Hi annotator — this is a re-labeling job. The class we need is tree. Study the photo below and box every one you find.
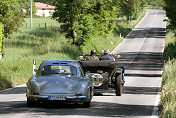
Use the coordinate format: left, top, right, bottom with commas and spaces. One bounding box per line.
0, 0, 24, 38
119, 0, 143, 19
53, 0, 96, 45
92, 0, 120, 35
53, 0, 120, 45
19, 0, 37, 16
163, 0, 176, 33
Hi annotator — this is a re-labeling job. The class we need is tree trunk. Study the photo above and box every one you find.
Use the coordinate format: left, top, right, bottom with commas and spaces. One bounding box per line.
72, 30, 77, 45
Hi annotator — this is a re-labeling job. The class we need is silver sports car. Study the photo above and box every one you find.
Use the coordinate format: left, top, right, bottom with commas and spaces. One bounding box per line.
26, 59, 94, 107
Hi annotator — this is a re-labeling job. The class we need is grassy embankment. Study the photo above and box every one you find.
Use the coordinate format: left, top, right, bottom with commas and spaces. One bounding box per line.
159, 31, 176, 118
0, 10, 146, 90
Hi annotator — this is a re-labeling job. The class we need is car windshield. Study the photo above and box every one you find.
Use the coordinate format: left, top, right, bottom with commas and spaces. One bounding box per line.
41, 65, 77, 76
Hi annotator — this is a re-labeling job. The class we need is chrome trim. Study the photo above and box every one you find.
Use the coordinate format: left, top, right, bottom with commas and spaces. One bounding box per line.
27, 95, 87, 99
66, 96, 87, 99
27, 95, 48, 99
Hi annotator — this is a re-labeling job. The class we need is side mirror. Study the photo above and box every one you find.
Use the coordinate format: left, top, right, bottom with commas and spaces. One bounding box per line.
34, 68, 38, 73
78, 56, 84, 60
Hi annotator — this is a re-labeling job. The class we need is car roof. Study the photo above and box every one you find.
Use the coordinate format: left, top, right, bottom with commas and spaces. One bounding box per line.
41, 59, 79, 67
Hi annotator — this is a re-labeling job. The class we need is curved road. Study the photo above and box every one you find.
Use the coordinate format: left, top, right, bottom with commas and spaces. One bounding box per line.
0, 9, 166, 118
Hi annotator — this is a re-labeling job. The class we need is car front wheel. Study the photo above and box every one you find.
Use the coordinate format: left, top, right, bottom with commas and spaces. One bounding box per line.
27, 98, 34, 107
83, 101, 90, 108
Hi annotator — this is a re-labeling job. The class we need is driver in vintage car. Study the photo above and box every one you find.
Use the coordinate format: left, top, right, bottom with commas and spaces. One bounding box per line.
85, 49, 99, 60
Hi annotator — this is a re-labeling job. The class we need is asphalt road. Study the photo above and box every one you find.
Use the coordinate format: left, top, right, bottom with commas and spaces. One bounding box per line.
0, 9, 166, 118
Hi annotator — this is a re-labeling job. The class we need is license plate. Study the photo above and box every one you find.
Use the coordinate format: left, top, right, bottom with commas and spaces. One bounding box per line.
48, 96, 66, 100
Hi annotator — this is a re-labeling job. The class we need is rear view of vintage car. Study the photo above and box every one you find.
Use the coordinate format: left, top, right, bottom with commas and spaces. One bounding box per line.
79, 59, 125, 96
26, 59, 93, 107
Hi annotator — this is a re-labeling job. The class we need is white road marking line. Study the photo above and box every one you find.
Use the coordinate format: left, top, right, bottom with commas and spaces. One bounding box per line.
0, 84, 26, 93
151, 72, 162, 118
111, 10, 149, 54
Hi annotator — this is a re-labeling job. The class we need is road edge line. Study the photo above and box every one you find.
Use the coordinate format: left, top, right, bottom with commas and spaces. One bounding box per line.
111, 10, 148, 54
151, 10, 166, 118
0, 84, 26, 93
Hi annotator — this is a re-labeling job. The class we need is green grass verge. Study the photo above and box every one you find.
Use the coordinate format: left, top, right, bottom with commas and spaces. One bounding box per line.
0, 10, 146, 90
159, 31, 176, 118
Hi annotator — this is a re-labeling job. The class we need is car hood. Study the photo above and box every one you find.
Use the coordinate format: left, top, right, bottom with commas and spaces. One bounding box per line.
37, 75, 82, 94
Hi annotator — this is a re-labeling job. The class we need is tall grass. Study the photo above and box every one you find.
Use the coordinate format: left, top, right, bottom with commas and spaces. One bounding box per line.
160, 31, 176, 118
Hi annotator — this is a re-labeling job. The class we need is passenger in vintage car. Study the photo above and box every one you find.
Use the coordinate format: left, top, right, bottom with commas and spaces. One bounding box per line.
99, 49, 115, 61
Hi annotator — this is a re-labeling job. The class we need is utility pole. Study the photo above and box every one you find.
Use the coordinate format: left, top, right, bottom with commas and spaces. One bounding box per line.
30, 0, 33, 28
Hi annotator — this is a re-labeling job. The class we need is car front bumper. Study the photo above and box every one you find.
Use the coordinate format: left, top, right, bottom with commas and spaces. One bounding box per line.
27, 95, 89, 103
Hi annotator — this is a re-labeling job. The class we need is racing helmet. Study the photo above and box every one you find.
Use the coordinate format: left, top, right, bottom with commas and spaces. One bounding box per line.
90, 49, 96, 55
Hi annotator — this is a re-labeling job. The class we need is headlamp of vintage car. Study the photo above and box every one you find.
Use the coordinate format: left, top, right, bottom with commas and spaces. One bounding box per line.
27, 77, 40, 95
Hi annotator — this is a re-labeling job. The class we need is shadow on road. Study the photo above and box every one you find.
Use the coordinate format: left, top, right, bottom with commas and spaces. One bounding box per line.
126, 27, 166, 39
118, 52, 163, 71
0, 100, 154, 117
123, 86, 159, 95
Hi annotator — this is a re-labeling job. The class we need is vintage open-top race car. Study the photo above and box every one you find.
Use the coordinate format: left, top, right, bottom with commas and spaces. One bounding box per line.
26, 59, 94, 107
79, 59, 125, 96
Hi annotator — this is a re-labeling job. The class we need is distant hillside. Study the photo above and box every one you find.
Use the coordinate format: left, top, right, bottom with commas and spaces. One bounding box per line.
34, 0, 55, 5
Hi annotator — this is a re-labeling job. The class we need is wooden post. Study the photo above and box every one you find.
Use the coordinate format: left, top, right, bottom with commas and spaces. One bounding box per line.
45, 23, 47, 29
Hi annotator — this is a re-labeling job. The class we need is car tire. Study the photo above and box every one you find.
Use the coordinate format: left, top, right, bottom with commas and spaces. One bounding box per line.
83, 101, 90, 108
115, 73, 123, 96
27, 98, 34, 107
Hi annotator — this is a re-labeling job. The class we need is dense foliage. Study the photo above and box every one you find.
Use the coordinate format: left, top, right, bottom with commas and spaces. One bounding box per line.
119, 0, 143, 19
0, 0, 24, 38
0, 23, 3, 53
144, 0, 164, 7
163, 0, 176, 33
52, 0, 143, 45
